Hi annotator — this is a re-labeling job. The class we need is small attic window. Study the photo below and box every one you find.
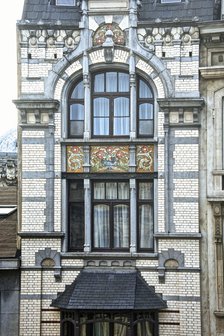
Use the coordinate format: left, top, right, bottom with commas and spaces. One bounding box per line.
161, 0, 182, 3
56, 0, 76, 5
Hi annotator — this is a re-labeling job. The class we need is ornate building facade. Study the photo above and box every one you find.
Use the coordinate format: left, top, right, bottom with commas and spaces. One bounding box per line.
13, 0, 223, 335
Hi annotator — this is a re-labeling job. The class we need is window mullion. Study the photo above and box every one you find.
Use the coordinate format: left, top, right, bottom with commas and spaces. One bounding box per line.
130, 179, 137, 253
111, 98, 114, 136
111, 202, 114, 249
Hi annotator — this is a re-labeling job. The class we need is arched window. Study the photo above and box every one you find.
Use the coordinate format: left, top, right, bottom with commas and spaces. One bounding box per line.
68, 72, 154, 138
92, 72, 130, 137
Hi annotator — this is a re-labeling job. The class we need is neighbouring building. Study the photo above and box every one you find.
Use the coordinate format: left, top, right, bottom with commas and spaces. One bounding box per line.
13, 0, 223, 335
0, 130, 19, 335
200, 19, 224, 336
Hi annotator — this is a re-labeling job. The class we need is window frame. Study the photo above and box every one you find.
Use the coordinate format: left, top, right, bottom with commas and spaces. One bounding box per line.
137, 180, 154, 252
160, 0, 182, 3
91, 71, 130, 138
92, 180, 130, 252
137, 77, 154, 138
68, 79, 85, 138
56, 0, 76, 6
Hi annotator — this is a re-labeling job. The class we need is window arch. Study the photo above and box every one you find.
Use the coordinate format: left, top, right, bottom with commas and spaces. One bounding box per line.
68, 72, 154, 139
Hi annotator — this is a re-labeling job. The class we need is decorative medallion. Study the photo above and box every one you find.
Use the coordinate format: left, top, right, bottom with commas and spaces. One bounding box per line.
136, 145, 154, 173
93, 23, 125, 46
91, 146, 129, 173
67, 146, 84, 173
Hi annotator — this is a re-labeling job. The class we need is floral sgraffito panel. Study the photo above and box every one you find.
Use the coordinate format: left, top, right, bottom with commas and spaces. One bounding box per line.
91, 146, 129, 173
67, 146, 84, 173
136, 145, 154, 173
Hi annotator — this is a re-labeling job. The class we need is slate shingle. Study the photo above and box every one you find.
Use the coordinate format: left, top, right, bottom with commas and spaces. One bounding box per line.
139, 0, 215, 22
21, 0, 81, 26
51, 269, 167, 311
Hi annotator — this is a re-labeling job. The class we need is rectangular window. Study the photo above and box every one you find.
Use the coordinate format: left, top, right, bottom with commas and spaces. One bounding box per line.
69, 180, 84, 251
56, 0, 76, 5
137, 181, 154, 251
93, 181, 130, 250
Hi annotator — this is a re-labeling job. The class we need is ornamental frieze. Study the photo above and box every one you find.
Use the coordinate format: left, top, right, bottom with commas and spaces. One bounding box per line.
66, 145, 154, 173
20, 29, 81, 50
137, 26, 199, 50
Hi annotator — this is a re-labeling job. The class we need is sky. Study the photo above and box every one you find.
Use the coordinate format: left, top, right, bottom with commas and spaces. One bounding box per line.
0, 0, 24, 136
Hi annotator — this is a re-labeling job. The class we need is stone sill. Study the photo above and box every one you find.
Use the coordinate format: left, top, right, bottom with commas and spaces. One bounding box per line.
200, 66, 224, 79
0, 258, 20, 269
61, 252, 158, 259
214, 311, 224, 318
154, 233, 202, 239
18, 232, 64, 238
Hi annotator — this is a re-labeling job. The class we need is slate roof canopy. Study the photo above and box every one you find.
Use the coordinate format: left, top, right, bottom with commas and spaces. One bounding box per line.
52, 269, 167, 310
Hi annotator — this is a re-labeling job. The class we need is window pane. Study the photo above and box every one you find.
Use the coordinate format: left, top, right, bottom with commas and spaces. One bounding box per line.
114, 204, 129, 248
94, 205, 110, 248
94, 98, 109, 116
71, 81, 84, 99
106, 182, 117, 199
70, 121, 84, 136
69, 181, 84, 201
70, 104, 84, 120
114, 97, 129, 116
114, 117, 129, 136
139, 182, 153, 200
94, 321, 109, 336
69, 203, 84, 250
118, 73, 129, 92
94, 118, 109, 135
139, 103, 153, 119
106, 72, 117, 92
139, 204, 153, 249
94, 74, 105, 92
139, 80, 153, 98
118, 182, 129, 199
139, 120, 153, 135
94, 182, 105, 199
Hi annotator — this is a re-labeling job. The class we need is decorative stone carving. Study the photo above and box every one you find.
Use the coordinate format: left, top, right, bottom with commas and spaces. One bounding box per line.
85, 259, 136, 267
0, 159, 17, 187
213, 203, 223, 243
20, 29, 81, 52
14, 100, 59, 126
93, 23, 125, 46
157, 248, 185, 280
35, 248, 61, 279
137, 26, 199, 50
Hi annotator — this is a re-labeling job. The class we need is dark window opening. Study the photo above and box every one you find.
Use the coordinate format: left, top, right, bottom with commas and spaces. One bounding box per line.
68, 180, 84, 251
